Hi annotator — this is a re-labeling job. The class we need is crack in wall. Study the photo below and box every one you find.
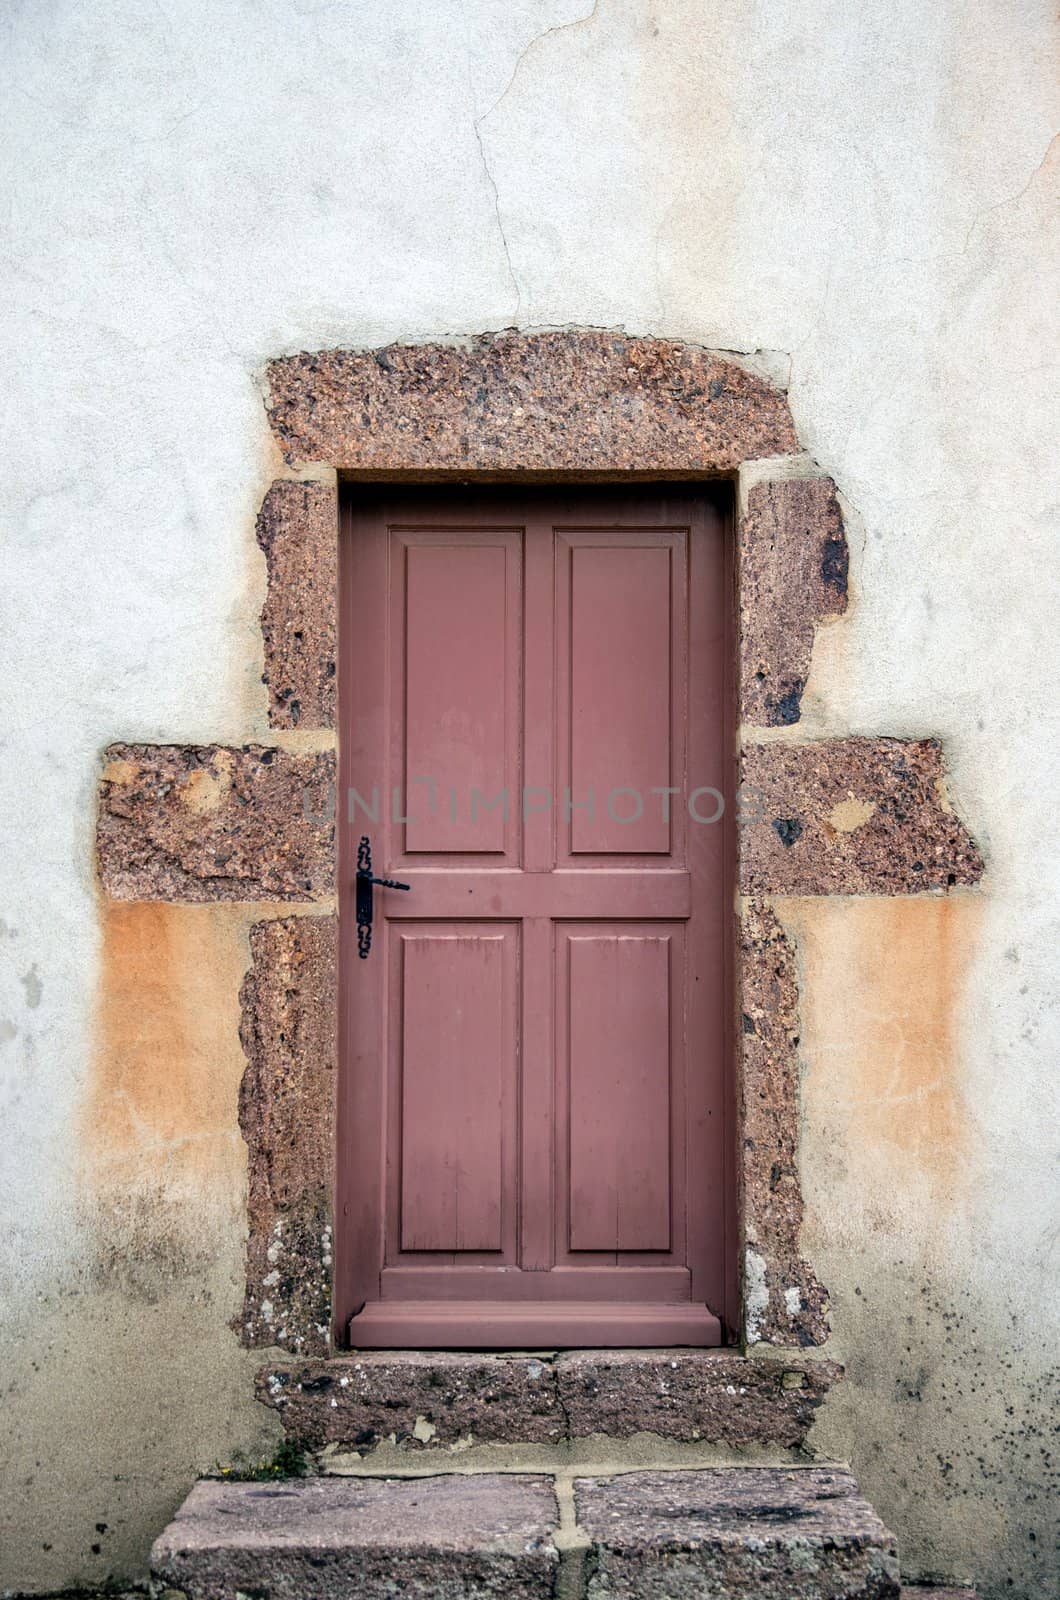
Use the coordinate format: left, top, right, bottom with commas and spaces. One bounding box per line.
471, 115, 521, 320
963, 131, 1058, 253
471, 1, 603, 323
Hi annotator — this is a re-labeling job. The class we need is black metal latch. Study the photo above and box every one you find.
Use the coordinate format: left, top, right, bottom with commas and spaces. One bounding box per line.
355, 836, 410, 958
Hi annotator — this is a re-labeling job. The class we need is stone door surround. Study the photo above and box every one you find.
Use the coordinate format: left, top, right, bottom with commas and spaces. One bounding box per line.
96, 330, 983, 1365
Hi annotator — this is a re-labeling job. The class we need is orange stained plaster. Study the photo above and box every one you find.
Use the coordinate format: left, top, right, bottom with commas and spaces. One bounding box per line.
86, 900, 255, 1197
778, 893, 983, 1199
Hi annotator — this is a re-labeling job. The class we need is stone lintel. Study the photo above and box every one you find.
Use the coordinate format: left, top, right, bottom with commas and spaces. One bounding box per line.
266, 331, 798, 473
741, 737, 984, 896
97, 743, 335, 903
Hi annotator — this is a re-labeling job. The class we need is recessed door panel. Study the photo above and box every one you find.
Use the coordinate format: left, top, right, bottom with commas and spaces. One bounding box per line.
555, 528, 688, 866
395, 925, 517, 1257
569, 544, 672, 853
395, 530, 522, 860
566, 931, 675, 1252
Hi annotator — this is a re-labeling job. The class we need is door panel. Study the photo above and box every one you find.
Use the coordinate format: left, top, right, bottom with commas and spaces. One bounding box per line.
390, 526, 523, 866
396, 928, 516, 1255
555, 526, 689, 869
338, 487, 731, 1349
567, 931, 674, 1252
568, 542, 674, 855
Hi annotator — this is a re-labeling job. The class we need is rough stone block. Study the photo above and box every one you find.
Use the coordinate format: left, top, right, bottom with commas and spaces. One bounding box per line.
257, 480, 337, 730
901, 1590, 981, 1599
741, 738, 984, 895
257, 1351, 841, 1452
238, 915, 337, 1356
740, 900, 829, 1347
740, 476, 848, 726
266, 331, 798, 472
257, 1351, 566, 1449
576, 1467, 901, 1599
556, 1350, 841, 1445
97, 743, 335, 902
151, 1474, 559, 1600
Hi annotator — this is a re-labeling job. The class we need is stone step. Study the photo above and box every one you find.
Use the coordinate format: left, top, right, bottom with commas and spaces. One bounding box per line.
256, 1350, 843, 1455
576, 1467, 901, 1598
151, 1465, 905, 1600
151, 1473, 559, 1599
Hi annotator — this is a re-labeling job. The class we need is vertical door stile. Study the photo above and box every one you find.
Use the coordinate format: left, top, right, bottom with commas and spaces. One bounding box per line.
520, 510, 556, 1272
338, 502, 389, 1327
685, 501, 727, 1305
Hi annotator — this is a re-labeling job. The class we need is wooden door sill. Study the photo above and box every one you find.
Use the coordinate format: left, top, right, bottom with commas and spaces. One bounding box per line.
347, 1300, 722, 1349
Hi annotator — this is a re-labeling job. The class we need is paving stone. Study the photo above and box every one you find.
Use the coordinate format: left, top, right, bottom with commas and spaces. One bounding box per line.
575, 1467, 901, 1599
151, 1474, 559, 1599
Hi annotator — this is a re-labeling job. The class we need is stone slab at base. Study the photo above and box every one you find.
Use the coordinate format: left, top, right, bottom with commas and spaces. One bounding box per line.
575, 1467, 901, 1599
150, 1474, 559, 1599
152, 1466, 913, 1600
257, 1349, 843, 1452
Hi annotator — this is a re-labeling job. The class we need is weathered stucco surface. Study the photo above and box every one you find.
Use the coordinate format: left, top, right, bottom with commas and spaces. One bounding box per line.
1, 2, 1057, 1597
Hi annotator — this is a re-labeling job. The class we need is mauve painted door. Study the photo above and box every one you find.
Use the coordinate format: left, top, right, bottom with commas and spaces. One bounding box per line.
337, 488, 731, 1348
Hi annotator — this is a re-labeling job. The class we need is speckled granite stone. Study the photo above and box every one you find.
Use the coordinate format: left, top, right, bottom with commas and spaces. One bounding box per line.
901, 1589, 981, 1599
258, 1351, 566, 1449
741, 738, 984, 896
151, 1475, 559, 1600
556, 1351, 841, 1443
266, 331, 798, 473
256, 480, 337, 730
237, 915, 337, 1357
97, 744, 335, 902
256, 1351, 841, 1451
741, 477, 848, 726
740, 901, 829, 1346
576, 1467, 900, 1600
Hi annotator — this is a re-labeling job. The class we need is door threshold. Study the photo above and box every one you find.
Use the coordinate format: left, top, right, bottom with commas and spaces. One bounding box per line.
348, 1300, 722, 1350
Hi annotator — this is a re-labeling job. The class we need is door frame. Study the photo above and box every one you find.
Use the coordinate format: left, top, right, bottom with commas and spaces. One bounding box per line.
227, 330, 889, 1360
97, 333, 982, 1367
334, 482, 738, 1345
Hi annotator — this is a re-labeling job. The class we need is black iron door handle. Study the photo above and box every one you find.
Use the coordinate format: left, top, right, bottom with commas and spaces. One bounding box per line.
355, 835, 410, 958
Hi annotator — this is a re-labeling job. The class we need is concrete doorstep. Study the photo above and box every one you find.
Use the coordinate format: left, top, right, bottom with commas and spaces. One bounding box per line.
148, 1465, 942, 1600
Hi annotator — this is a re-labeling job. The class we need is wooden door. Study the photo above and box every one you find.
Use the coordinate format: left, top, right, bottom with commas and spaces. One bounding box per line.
337, 487, 731, 1347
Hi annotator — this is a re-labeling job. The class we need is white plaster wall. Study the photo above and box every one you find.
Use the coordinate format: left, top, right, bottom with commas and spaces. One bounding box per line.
0, 0, 1056, 1593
